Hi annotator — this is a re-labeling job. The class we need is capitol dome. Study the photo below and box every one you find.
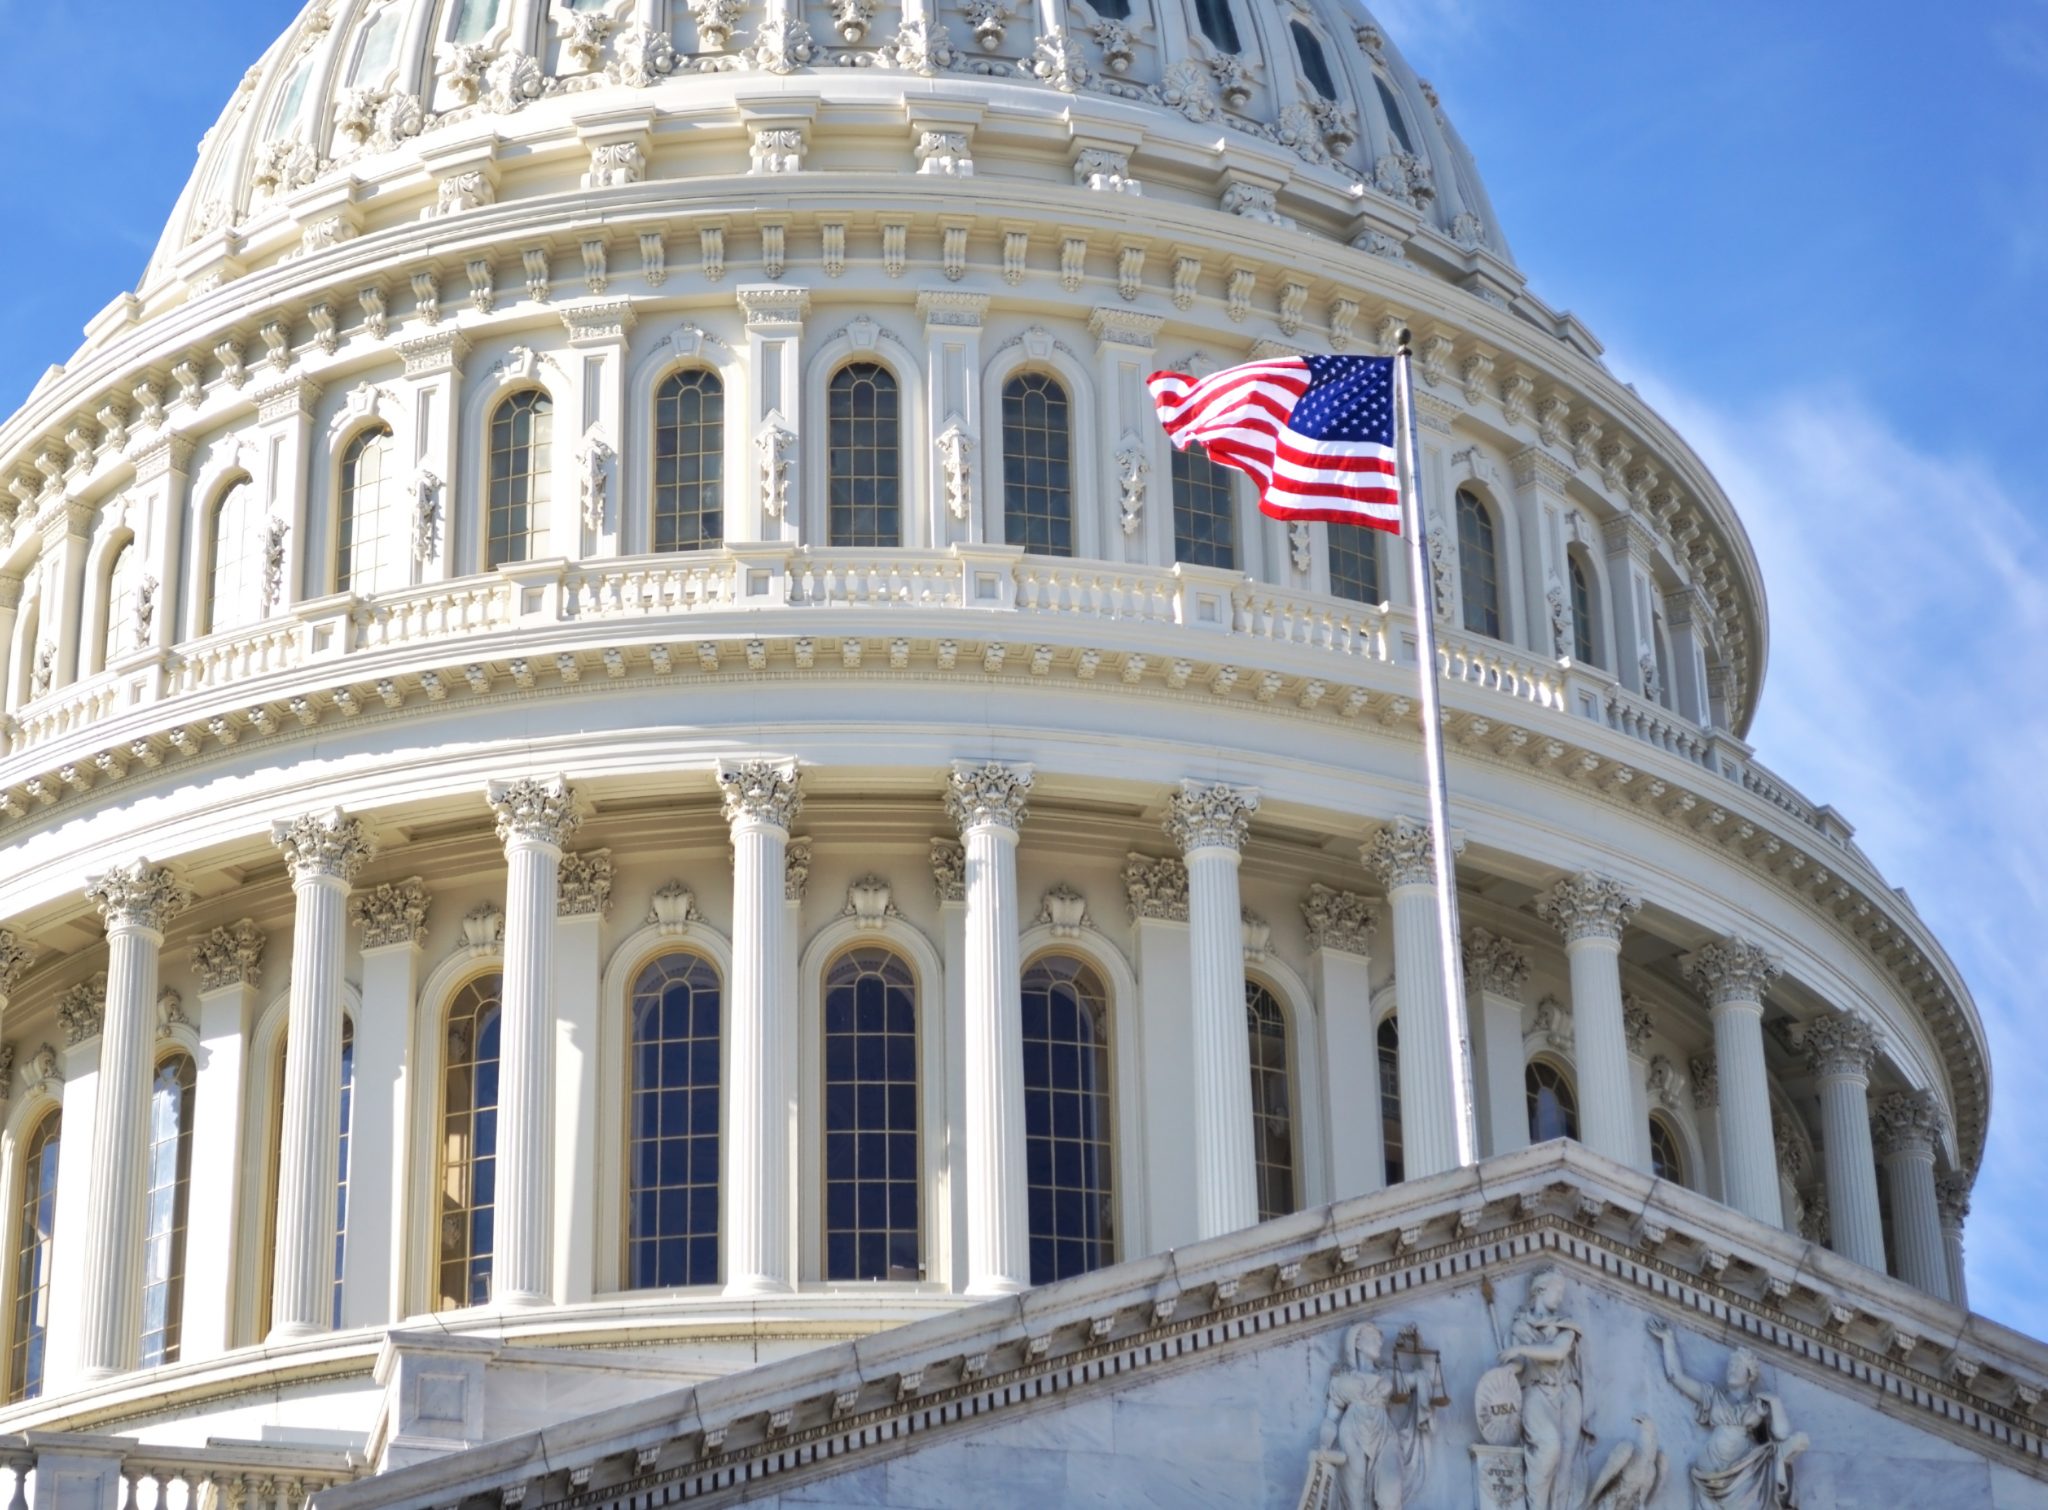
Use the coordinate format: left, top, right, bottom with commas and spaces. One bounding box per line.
0, 2, 2022, 1505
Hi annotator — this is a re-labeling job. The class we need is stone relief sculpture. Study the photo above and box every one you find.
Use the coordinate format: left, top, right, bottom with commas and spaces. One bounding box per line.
1298, 1321, 1436, 1510
1646, 1322, 1808, 1508
1480, 1267, 1593, 1510
1587, 1416, 1665, 1509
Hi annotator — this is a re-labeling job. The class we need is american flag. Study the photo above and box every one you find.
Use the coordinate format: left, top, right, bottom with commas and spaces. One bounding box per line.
1147, 355, 1403, 532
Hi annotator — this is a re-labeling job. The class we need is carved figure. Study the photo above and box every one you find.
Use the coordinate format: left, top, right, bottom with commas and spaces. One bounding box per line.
1589, 1415, 1665, 1509
1497, 1267, 1590, 1510
1646, 1322, 1808, 1508
1300, 1321, 1433, 1510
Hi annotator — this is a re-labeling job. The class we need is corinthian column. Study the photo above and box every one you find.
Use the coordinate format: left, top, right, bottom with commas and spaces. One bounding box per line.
1874, 1089, 1951, 1301
270, 811, 372, 1338
1462, 927, 1529, 1159
0, 927, 36, 1028
1364, 819, 1459, 1180
1936, 1170, 1971, 1310
76, 862, 191, 1378
1684, 938, 1781, 1227
485, 777, 579, 1308
1535, 872, 1641, 1169
1803, 1012, 1886, 1273
718, 759, 802, 1295
948, 761, 1034, 1291
1166, 781, 1260, 1238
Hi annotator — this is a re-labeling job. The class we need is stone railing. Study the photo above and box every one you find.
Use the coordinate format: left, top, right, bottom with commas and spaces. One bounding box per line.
0, 1433, 362, 1509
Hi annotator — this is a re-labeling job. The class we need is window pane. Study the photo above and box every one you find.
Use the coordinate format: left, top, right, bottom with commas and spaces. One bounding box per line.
652, 370, 725, 552
8, 1113, 60, 1401
140, 1056, 197, 1367
1291, 22, 1338, 100
823, 949, 921, 1280
1376, 78, 1415, 156
208, 480, 267, 634
1650, 1116, 1685, 1186
828, 364, 900, 547
1525, 1061, 1579, 1144
1171, 443, 1237, 570
104, 541, 146, 664
1194, 0, 1241, 55
1378, 1018, 1403, 1186
1569, 555, 1597, 665
1247, 984, 1296, 1220
338, 425, 402, 595
1456, 488, 1502, 638
627, 953, 722, 1289
1022, 956, 1114, 1283
487, 390, 552, 568
439, 975, 504, 1309
1327, 523, 1381, 605
1001, 373, 1074, 557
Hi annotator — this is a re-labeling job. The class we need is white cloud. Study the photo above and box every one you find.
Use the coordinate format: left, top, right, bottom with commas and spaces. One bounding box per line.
1630, 370, 2048, 1335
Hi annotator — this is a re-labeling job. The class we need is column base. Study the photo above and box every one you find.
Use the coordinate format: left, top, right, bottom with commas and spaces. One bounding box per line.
71, 1362, 122, 1385
965, 1276, 1030, 1298
722, 1275, 795, 1299
492, 1288, 555, 1310
266, 1320, 332, 1343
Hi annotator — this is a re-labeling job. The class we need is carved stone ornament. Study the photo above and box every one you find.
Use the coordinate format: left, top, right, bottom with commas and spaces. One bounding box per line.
0, 1044, 12, 1100
936, 419, 973, 521
720, 758, 803, 830
1936, 1168, 1972, 1227
1872, 1088, 1945, 1159
1645, 1320, 1809, 1503
85, 860, 194, 934
0, 928, 38, 1001
1301, 884, 1374, 954
1688, 1052, 1719, 1111
351, 879, 431, 950
1037, 884, 1091, 938
1163, 780, 1258, 853
411, 468, 443, 563
755, 413, 797, 520
647, 881, 700, 934
460, 902, 506, 956
946, 761, 1033, 834
486, 775, 581, 849
1364, 817, 1456, 892
192, 919, 266, 991
558, 849, 615, 918
748, 16, 815, 73
1684, 937, 1780, 1008
25, 1043, 59, 1095
611, 22, 679, 84
1545, 576, 1573, 658
551, 1, 615, 73
577, 430, 614, 535
1122, 853, 1189, 922
843, 876, 900, 931
1113, 433, 1150, 536
1622, 995, 1654, 1053
930, 839, 965, 904
1240, 909, 1272, 961
1535, 871, 1641, 945
1025, 29, 1089, 92
963, 0, 1008, 51
1477, 1266, 1591, 1510
1297, 1320, 1435, 1509
1647, 1053, 1685, 1111
1532, 994, 1573, 1055
58, 977, 107, 1046
260, 516, 290, 615
270, 809, 375, 887
884, 16, 956, 73
1803, 1011, 1878, 1080
784, 837, 813, 902
1288, 519, 1313, 574
157, 987, 188, 1039
687, 0, 744, 51
1462, 927, 1529, 999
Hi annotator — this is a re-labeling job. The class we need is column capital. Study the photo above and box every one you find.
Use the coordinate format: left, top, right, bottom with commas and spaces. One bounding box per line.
557, 849, 614, 918
930, 838, 966, 904
1804, 1011, 1878, 1081
718, 758, 802, 831
1122, 853, 1189, 922
785, 836, 813, 902
1461, 926, 1528, 1000
1935, 1169, 1972, 1228
1535, 871, 1641, 945
487, 776, 581, 848
0, 927, 38, 999
1360, 817, 1457, 891
84, 859, 193, 934
1621, 995, 1654, 1054
947, 761, 1034, 835
1301, 884, 1375, 955
351, 879, 432, 950
1688, 1051, 1718, 1111
1683, 936, 1779, 1008
1165, 780, 1258, 854
272, 808, 376, 886
58, 975, 107, 1046
1873, 1089, 1944, 1160
192, 919, 266, 992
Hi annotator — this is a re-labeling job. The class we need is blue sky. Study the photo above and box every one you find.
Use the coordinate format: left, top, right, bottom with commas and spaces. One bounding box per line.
3, 4, 2046, 1333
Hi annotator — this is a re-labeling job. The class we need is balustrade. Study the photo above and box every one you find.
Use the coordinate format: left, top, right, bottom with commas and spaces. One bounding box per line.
0, 1435, 361, 1510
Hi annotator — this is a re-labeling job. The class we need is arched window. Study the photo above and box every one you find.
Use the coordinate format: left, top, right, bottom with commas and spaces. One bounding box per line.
1649, 1115, 1686, 1187
1456, 488, 1502, 638
1246, 982, 1296, 1220
1568, 553, 1596, 665
1526, 1061, 1578, 1143
1291, 22, 1338, 100
487, 390, 552, 568
140, 1054, 197, 1367
1375, 77, 1415, 155
1001, 373, 1074, 556
1377, 1017, 1402, 1186
1021, 955, 1114, 1282
824, 949, 921, 1281
337, 425, 401, 595
1328, 524, 1381, 605
827, 363, 902, 548
206, 479, 267, 634
8, 1110, 59, 1402
438, 974, 502, 1310
1171, 443, 1237, 570
653, 370, 725, 552
451, 0, 501, 44
104, 538, 146, 666
256, 1023, 355, 1335
349, 3, 402, 85
627, 952, 722, 1288
1193, 0, 1241, 54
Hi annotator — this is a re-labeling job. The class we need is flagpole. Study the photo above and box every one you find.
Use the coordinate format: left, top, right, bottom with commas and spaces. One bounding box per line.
1393, 330, 1480, 1170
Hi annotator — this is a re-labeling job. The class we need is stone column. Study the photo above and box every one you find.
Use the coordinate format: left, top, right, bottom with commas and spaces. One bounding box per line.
0, 927, 36, 1031
718, 759, 801, 1295
1303, 887, 1383, 1199
1684, 938, 1782, 1227
182, 921, 265, 1360
1623, 997, 1655, 1171
948, 762, 1035, 1291
1462, 927, 1529, 1159
1689, 1053, 1725, 1200
1127, 855, 1197, 1252
1536, 872, 1641, 1169
1365, 819, 1461, 1180
552, 851, 610, 1306
270, 811, 373, 1338
484, 777, 579, 1308
75, 862, 191, 1378
931, 840, 969, 1291
1803, 1013, 1887, 1274
1874, 1089, 1952, 1302
735, 285, 809, 544
1166, 781, 1260, 1238
917, 290, 990, 549
347, 880, 431, 1327
1936, 1170, 1971, 1310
